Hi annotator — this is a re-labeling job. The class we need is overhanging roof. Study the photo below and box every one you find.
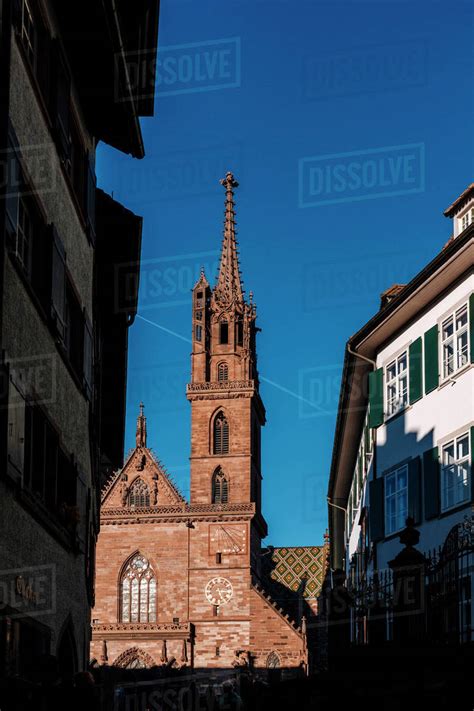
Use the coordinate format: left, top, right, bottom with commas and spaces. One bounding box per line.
52, 0, 160, 158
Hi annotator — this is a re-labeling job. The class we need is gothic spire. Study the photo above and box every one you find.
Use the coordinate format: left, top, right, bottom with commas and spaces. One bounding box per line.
215, 171, 243, 304
136, 402, 147, 448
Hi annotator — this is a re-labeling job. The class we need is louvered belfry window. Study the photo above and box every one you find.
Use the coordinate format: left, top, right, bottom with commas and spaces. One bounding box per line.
213, 411, 229, 454
128, 478, 150, 507
217, 362, 228, 382
120, 554, 157, 623
212, 467, 229, 503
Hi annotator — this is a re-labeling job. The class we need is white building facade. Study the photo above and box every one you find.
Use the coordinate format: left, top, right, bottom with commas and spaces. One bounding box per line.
328, 185, 474, 644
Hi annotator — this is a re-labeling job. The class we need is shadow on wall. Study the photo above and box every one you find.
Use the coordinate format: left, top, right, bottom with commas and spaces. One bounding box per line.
0, 662, 310, 711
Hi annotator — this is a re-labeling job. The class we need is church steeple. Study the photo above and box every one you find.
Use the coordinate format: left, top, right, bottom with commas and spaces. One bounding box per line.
190, 171, 259, 387
188, 172, 266, 520
214, 172, 243, 305
136, 402, 147, 448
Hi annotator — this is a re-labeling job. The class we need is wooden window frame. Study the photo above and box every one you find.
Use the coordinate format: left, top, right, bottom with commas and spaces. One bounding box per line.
385, 349, 408, 419
440, 303, 469, 381
384, 464, 408, 536
440, 432, 470, 513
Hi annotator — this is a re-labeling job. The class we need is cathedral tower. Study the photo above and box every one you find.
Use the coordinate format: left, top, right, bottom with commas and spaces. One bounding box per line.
187, 173, 266, 526
91, 172, 315, 675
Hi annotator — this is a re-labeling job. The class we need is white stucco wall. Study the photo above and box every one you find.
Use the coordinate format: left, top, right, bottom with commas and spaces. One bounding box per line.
346, 271, 474, 572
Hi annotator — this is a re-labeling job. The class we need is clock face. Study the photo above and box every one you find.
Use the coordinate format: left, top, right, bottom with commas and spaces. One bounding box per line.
208, 524, 247, 555
205, 577, 233, 606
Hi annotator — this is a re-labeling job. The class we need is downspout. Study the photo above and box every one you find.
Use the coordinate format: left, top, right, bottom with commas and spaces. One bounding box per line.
327, 497, 347, 573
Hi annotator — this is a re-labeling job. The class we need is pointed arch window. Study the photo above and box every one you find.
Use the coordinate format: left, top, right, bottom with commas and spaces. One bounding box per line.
235, 318, 243, 347
267, 651, 280, 668
213, 411, 229, 454
120, 554, 157, 623
217, 362, 228, 382
128, 478, 150, 507
212, 467, 229, 504
219, 320, 229, 344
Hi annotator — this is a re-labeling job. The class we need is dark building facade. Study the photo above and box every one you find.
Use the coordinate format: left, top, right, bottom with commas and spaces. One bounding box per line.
0, 0, 159, 693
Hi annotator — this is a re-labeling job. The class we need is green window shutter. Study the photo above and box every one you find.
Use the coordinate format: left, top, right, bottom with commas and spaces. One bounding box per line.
469, 293, 474, 364
407, 456, 421, 524
369, 478, 384, 542
423, 326, 439, 394
471, 427, 474, 503
423, 446, 440, 520
409, 338, 423, 404
368, 368, 384, 428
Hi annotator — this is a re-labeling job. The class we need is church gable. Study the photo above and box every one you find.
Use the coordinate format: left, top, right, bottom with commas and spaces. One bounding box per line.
101, 405, 186, 510
102, 448, 186, 510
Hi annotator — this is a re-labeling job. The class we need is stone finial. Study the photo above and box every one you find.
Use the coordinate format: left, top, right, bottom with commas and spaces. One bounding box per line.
136, 402, 147, 448
219, 170, 239, 191
399, 517, 420, 548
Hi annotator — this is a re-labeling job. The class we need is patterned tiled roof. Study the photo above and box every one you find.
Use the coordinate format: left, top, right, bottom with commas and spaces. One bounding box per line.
262, 545, 327, 600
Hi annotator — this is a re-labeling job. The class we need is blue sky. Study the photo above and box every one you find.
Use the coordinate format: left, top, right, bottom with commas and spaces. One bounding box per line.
97, 0, 474, 546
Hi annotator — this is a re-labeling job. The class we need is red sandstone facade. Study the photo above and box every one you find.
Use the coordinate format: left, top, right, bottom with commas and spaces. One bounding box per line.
90, 174, 316, 674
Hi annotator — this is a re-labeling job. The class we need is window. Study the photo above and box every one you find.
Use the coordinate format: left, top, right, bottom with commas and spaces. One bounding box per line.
65, 281, 84, 377
195, 310, 202, 321
441, 433, 470, 511
266, 651, 281, 682
195, 324, 202, 342
385, 351, 408, 417
213, 411, 229, 454
384, 466, 408, 535
460, 207, 474, 232
120, 554, 156, 623
219, 320, 228, 344
22, 403, 77, 520
235, 318, 243, 347
52, 39, 71, 162
212, 468, 228, 503
5, 140, 47, 288
21, 0, 36, 67
16, 198, 32, 273
83, 318, 93, 400
267, 651, 280, 668
128, 478, 150, 507
441, 304, 469, 379
217, 362, 228, 382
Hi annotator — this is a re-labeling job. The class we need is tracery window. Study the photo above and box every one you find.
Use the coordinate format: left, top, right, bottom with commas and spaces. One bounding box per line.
128, 478, 150, 507
217, 362, 228, 382
212, 467, 229, 504
266, 651, 280, 668
120, 554, 156, 623
213, 411, 229, 454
